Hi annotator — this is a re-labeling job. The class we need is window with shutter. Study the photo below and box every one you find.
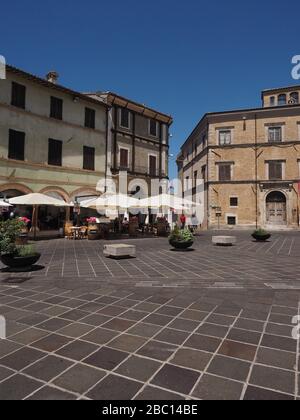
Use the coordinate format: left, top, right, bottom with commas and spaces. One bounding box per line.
8, 129, 25, 161
149, 155, 157, 176
120, 109, 130, 129
149, 119, 158, 137
120, 148, 129, 169
11, 82, 26, 109
219, 130, 231, 145
85, 108, 96, 129
48, 139, 62, 166
219, 164, 231, 181
268, 127, 282, 143
269, 161, 282, 180
50, 97, 63, 120
83, 146, 95, 170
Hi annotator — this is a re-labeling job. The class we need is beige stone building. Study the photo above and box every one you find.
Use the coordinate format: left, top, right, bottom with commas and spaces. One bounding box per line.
178, 85, 300, 230
0, 64, 172, 232
87, 91, 172, 197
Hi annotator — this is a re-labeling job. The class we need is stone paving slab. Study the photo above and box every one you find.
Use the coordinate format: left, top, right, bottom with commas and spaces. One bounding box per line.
0, 231, 300, 400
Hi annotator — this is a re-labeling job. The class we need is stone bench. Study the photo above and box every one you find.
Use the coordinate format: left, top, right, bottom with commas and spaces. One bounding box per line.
212, 236, 237, 246
103, 244, 136, 259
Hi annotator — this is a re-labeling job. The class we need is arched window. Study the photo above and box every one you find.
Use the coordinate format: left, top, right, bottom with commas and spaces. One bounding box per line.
290, 92, 299, 104
270, 96, 276, 106
278, 94, 287, 106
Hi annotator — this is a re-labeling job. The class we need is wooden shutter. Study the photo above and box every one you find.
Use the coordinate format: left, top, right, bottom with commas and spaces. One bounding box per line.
48, 139, 62, 166
269, 162, 282, 180
149, 120, 157, 137
120, 149, 129, 168
11, 82, 26, 109
8, 129, 25, 161
120, 109, 130, 128
50, 97, 63, 120
85, 108, 95, 129
83, 146, 95, 170
219, 164, 231, 181
149, 155, 157, 176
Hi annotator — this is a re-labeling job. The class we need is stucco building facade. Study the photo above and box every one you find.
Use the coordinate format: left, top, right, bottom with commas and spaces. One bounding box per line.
178, 85, 300, 230
0, 65, 172, 231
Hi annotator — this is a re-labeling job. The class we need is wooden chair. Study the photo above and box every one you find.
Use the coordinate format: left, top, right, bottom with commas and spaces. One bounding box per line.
79, 226, 87, 239
64, 222, 74, 240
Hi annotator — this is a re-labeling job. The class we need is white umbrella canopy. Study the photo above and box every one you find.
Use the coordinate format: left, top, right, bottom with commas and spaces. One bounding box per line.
139, 194, 197, 210
81, 193, 140, 210
8, 193, 70, 206
0, 200, 12, 207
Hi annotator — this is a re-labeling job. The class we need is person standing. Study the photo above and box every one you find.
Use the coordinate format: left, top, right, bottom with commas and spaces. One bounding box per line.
180, 213, 186, 229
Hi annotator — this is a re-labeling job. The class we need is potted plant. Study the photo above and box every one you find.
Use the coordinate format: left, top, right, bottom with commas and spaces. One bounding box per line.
252, 228, 271, 242
0, 219, 40, 268
86, 217, 100, 240
169, 226, 194, 249
16, 216, 30, 245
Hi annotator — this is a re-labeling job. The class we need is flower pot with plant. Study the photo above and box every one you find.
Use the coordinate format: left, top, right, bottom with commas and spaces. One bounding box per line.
16, 217, 30, 245
86, 217, 100, 240
168, 226, 194, 249
252, 228, 271, 242
0, 219, 41, 268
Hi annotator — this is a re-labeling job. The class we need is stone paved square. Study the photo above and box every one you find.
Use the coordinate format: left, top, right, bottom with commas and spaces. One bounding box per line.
0, 231, 300, 400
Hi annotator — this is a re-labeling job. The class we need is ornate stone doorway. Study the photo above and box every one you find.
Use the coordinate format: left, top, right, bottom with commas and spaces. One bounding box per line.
266, 191, 287, 226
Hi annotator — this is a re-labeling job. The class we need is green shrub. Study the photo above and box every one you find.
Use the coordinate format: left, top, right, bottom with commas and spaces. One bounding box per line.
17, 245, 37, 257
0, 219, 25, 255
169, 227, 194, 243
252, 228, 270, 236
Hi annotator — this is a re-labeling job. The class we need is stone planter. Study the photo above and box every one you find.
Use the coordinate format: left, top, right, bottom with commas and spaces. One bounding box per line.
252, 233, 271, 242
88, 223, 100, 240
0, 253, 41, 268
169, 239, 194, 250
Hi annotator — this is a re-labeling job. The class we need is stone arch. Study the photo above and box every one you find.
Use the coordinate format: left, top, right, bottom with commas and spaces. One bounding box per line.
0, 183, 33, 197
70, 187, 98, 201
39, 186, 70, 202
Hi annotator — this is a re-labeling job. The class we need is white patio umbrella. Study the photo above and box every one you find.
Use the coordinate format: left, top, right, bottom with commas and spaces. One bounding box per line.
138, 194, 191, 211
81, 193, 140, 210
9, 193, 70, 239
0, 200, 12, 207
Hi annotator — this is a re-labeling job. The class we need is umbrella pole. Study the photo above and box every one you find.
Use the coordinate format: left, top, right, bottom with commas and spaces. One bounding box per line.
33, 205, 37, 241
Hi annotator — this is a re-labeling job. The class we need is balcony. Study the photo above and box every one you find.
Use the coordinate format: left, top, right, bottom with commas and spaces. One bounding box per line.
113, 165, 166, 178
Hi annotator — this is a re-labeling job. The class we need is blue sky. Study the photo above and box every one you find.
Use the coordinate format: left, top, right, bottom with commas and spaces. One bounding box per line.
1, 0, 299, 178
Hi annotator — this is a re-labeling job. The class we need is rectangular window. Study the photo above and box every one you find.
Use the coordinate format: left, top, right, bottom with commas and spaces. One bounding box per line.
120, 109, 130, 129
149, 155, 157, 176
230, 197, 238, 207
219, 130, 231, 145
120, 148, 129, 169
48, 139, 62, 166
268, 127, 282, 143
227, 216, 236, 225
85, 108, 96, 129
11, 82, 26, 109
268, 161, 283, 180
50, 96, 63, 120
218, 163, 232, 181
201, 165, 206, 180
149, 119, 158, 137
83, 146, 95, 171
8, 129, 25, 161
194, 170, 198, 185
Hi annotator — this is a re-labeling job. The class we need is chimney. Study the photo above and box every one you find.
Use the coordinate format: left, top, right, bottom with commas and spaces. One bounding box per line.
46, 71, 59, 84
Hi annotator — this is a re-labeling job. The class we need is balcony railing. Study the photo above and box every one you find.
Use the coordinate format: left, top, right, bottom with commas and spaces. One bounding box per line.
114, 165, 166, 177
